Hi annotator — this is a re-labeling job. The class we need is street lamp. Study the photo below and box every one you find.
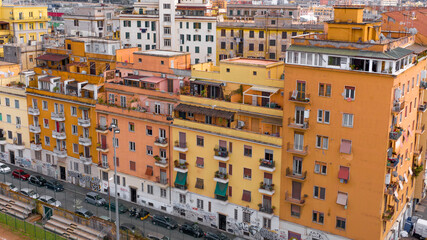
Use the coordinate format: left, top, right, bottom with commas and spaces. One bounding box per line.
109, 123, 120, 240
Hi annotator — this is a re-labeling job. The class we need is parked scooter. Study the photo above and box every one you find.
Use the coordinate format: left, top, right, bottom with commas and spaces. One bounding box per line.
129, 207, 140, 218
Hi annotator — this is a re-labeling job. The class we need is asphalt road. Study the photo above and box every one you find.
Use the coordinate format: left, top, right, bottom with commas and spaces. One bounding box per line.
0, 163, 236, 240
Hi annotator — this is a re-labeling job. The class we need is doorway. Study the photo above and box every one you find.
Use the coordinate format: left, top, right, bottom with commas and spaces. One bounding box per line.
218, 213, 226, 231
9, 151, 15, 164
130, 187, 137, 203
60, 166, 66, 180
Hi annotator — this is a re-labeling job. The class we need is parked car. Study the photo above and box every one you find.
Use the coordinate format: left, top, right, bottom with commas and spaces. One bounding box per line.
44, 180, 64, 192
179, 223, 204, 238
99, 215, 115, 223
120, 223, 144, 237
38, 195, 61, 207
104, 202, 128, 214
75, 208, 93, 218
12, 169, 30, 180
0, 163, 11, 173
147, 232, 169, 240
151, 215, 178, 230
137, 208, 150, 221
28, 175, 47, 187
204, 231, 230, 240
20, 188, 39, 199
4, 182, 18, 192
85, 192, 106, 206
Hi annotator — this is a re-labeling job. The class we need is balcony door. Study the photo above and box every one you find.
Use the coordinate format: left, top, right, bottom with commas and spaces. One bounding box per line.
293, 156, 302, 175
292, 181, 302, 200
294, 133, 304, 151
101, 135, 107, 148
295, 107, 305, 125
297, 81, 306, 99
32, 99, 38, 108
179, 132, 186, 146
263, 195, 272, 209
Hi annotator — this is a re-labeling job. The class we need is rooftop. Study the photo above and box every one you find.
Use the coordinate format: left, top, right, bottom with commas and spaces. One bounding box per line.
222, 58, 280, 66
65, 37, 121, 44
134, 50, 190, 57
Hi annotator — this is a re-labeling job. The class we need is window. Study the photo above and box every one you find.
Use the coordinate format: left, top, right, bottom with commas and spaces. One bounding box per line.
6, 115, 11, 123
195, 178, 204, 189
312, 211, 324, 224
14, 100, 19, 109
72, 125, 78, 135
328, 56, 341, 66
43, 119, 49, 128
340, 139, 352, 154
263, 217, 271, 229
244, 145, 252, 157
164, 27, 171, 35
208, 22, 212, 30
146, 146, 153, 155
249, 44, 254, 51
129, 142, 135, 151
154, 103, 161, 114
269, 39, 276, 46
313, 186, 326, 200
314, 161, 327, 175
16, 117, 20, 125
249, 31, 254, 38
163, 3, 170, 8
259, 31, 264, 38
319, 83, 331, 97
179, 194, 186, 204
344, 86, 355, 100
125, 32, 130, 39
196, 157, 204, 168
291, 204, 300, 217
7, 131, 11, 139
281, 45, 287, 52
159, 188, 166, 198
253, 71, 257, 76
163, 14, 171, 22
71, 106, 77, 116
336, 217, 346, 230
5, 98, 9, 106
242, 190, 251, 202
220, 42, 226, 49
73, 143, 78, 153
148, 185, 153, 194
44, 136, 50, 146
196, 136, 204, 146
221, 29, 226, 36
197, 199, 204, 210
259, 44, 264, 51
317, 110, 330, 124
42, 101, 48, 110
243, 168, 251, 179
342, 113, 354, 127
316, 136, 329, 149
195, 46, 199, 53
129, 122, 135, 132
164, 39, 171, 46
193, 22, 201, 29
84, 165, 91, 175
282, 31, 287, 39
269, 53, 276, 59
74, 19, 79, 26
146, 126, 152, 135
293, 156, 302, 175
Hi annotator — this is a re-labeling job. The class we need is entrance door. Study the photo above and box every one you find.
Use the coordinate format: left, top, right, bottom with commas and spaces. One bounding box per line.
218, 213, 227, 231
130, 187, 137, 203
292, 181, 302, 200
60, 166, 66, 180
9, 151, 15, 164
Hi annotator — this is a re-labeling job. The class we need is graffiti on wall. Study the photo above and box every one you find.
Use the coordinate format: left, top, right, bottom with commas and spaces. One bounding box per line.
68, 170, 101, 191
308, 231, 329, 240
172, 203, 217, 227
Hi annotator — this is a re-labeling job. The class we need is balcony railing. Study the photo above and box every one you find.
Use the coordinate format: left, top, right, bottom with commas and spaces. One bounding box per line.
289, 91, 310, 104
215, 195, 228, 201
214, 171, 228, 180
285, 191, 305, 205
51, 112, 65, 121
174, 141, 188, 152
78, 118, 91, 127
30, 142, 42, 151
156, 177, 169, 185
389, 128, 403, 141
286, 142, 308, 155
385, 182, 397, 195
287, 117, 309, 130
392, 101, 405, 113
154, 157, 168, 168
286, 167, 307, 181
98, 162, 109, 169
258, 205, 274, 214
174, 183, 188, 190
383, 206, 395, 220
79, 154, 92, 164
96, 143, 108, 152
28, 107, 40, 115
79, 136, 92, 146
387, 157, 399, 168
174, 160, 188, 169
29, 124, 41, 133
154, 137, 168, 147
420, 81, 427, 89
214, 146, 229, 161
53, 148, 67, 158
259, 182, 274, 191
416, 124, 425, 134
259, 159, 275, 171
52, 130, 66, 139
96, 125, 108, 133
418, 103, 427, 112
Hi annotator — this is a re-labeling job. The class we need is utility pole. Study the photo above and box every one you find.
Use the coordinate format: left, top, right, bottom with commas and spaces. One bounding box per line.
109, 123, 120, 240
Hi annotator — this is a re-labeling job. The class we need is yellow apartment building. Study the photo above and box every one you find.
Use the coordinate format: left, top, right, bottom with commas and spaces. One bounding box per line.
25, 38, 118, 188
171, 58, 285, 239
280, 6, 427, 240
216, 15, 323, 62
0, 62, 32, 169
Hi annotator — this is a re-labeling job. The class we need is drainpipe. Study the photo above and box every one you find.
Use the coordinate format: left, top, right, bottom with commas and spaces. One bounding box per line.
168, 122, 172, 205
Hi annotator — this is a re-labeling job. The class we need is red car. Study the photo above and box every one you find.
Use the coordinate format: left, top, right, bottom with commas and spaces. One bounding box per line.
12, 169, 30, 180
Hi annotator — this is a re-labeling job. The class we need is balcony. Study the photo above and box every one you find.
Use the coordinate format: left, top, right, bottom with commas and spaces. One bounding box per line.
154, 137, 168, 148
173, 141, 188, 152
289, 91, 310, 104
78, 118, 91, 127
14, 141, 25, 150
259, 182, 275, 195
416, 124, 425, 135
215, 195, 228, 202
287, 117, 309, 130
51, 112, 65, 121
79, 136, 92, 146
29, 124, 41, 133
214, 147, 229, 161
98, 162, 109, 169
387, 157, 399, 168
418, 103, 427, 113
30, 142, 42, 151
420, 81, 427, 90
96, 125, 109, 134
383, 206, 395, 221
389, 128, 403, 141
214, 171, 229, 183
259, 159, 276, 172
52, 130, 66, 140
174, 183, 188, 191
155, 177, 169, 187
286, 142, 308, 156
174, 160, 188, 173
258, 205, 274, 214
53, 148, 67, 158
391, 101, 405, 113
285, 167, 307, 181
154, 157, 168, 168
79, 154, 92, 165
28, 107, 40, 115
385, 182, 398, 195
0, 137, 6, 144
285, 191, 306, 206
96, 143, 109, 153
414, 146, 423, 157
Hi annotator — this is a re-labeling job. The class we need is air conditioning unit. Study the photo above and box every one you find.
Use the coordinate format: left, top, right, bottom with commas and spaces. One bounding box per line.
237, 120, 245, 129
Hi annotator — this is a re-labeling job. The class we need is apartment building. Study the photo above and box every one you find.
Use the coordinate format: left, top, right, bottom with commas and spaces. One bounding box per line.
226, 4, 300, 20
0, 62, 31, 169
171, 58, 284, 239
280, 6, 427, 240
63, 6, 117, 38
216, 15, 323, 62
96, 49, 190, 207
120, 0, 218, 64
3, 42, 44, 70
25, 38, 118, 188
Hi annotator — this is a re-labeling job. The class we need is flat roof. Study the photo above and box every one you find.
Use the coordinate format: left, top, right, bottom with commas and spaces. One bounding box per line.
222, 58, 279, 66
135, 50, 189, 57
0, 61, 17, 66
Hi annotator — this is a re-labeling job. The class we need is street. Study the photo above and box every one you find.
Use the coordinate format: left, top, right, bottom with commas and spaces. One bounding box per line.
0, 163, 235, 240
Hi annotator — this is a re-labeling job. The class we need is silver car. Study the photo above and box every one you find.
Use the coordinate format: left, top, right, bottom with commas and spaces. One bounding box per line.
0, 163, 11, 173
85, 192, 106, 206
20, 188, 39, 199
5, 182, 18, 192
39, 195, 61, 207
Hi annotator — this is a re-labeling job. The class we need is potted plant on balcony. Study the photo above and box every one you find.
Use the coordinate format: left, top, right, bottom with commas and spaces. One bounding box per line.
154, 155, 161, 161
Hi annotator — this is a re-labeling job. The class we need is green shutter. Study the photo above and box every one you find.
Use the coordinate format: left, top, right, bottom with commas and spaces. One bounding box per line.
193, 22, 196, 29
193, 35, 196, 41
214, 182, 228, 197
208, 22, 212, 30
175, 172, 187, 186
206, 35, 208, 42
137, 33, 141, 39
137, 21, 141, 27
208, 47, 212, 54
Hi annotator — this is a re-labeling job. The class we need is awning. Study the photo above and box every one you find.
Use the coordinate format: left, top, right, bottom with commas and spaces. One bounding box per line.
36, 53, 68, 62
192, 80, 223, 87
82, 84, 102, 91
214, 182, 228, 197
38, 76, 56, 82
67, 81, 78, 90
247, 86, 280, 93
261, 117, 283, 126
175, 172, 187, 186
406, 44, 427, 54
336, 192, 348, 206
196, 157, 204, 166
195, 178, 204, 189
340, 139, 352, 154
78, 106, 90, 110
140, 77, 164, 84
338, 166, 350, 181
145, 167, 153, 176
242, 190, 251, 202
174, 104, 235, 120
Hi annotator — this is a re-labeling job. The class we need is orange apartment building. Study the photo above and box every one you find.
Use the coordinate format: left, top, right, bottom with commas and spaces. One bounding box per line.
280, 6, 427, 240
96, 50, 190, 207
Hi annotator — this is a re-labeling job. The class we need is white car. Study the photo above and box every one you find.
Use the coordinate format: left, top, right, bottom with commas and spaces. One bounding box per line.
4, 182, 18, 192
38, 195, 61, 207
20, 188, 39, 199
0, 163, 11, 173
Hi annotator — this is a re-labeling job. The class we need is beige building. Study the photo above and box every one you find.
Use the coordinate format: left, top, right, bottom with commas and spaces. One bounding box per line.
3, 42, 44, 70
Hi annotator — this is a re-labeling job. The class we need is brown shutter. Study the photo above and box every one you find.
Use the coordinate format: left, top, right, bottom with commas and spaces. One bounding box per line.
229, 164, 233, 175
219, 162, 226, 168
264, 173, 272, 179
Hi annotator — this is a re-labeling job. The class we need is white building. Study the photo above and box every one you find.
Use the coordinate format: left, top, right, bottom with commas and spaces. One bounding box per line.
120, 0, 218, 64
64, 6, 118, 38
